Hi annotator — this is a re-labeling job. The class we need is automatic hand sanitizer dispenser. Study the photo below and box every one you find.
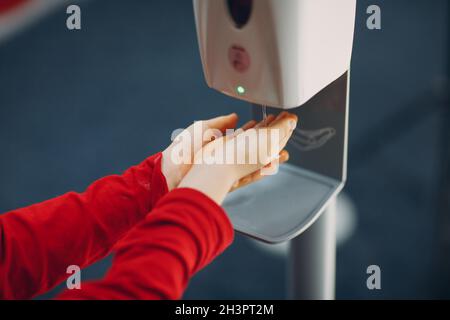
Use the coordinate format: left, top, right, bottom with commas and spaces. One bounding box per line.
194, 0, 356, 247
194, 0, 356, 109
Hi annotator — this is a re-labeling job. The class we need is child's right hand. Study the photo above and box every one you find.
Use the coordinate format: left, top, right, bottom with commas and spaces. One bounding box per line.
178, 112, 298, 204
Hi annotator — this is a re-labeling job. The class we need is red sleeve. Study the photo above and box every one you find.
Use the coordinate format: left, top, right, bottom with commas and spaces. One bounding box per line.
0, 152, 168, 300
57, 188, 234, 300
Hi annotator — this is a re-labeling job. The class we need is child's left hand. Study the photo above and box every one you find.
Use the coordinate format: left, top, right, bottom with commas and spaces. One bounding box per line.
161, 113, 289, 192
162, 113, 240, 190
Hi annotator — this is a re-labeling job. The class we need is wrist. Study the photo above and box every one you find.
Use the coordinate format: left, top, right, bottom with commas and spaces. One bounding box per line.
178, 165, 235, 205
161, 148, 183, 191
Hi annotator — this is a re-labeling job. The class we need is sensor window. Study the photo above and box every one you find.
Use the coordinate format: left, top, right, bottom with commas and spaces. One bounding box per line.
227, 0, 252, 29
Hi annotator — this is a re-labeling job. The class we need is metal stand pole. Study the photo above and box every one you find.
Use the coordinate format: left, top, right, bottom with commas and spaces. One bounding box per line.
288, 198, 337, 300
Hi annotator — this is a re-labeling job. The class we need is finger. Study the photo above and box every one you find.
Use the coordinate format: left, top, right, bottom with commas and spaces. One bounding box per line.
276, 116, 299, 150
279, 129, 295, 150
233, 113, 294, 166
271, 112, 297, 127
229, 116, 270, 141
230, 169, 264, 192
269, 113, 298, 145
258, 115, 296, 164
255, 114, 275, 128
241, 119, 257, 130
225, 119, 257, 141
263, 150, 289, 168
230, 150, 289, 192
274, 111, 289, 122
261, 157, 280, 176
279, 149, 289, 163
205, 113, 239, 133
232, 159, 278, 191
264, 114, 277, 126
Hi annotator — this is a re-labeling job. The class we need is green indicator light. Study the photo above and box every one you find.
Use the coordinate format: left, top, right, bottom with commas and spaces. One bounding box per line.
236, 85, 246, 95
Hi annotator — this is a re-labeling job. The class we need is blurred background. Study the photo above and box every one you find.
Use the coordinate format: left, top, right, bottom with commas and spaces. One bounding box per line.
0, 0, 449, 299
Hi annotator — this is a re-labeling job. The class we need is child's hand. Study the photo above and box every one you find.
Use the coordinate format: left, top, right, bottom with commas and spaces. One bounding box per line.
178, 112, 298, 204
162, 113, 239, 191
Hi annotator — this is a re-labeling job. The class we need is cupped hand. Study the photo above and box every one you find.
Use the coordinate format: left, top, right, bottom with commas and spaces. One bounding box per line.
162, 113, 239, 190
178, 112, 298, 204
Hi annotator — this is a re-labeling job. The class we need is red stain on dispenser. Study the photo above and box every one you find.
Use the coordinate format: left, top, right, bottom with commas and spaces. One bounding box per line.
228, 45, 250, 73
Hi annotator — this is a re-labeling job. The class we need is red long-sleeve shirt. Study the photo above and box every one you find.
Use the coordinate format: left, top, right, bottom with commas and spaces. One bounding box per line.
0, 153, 234, 299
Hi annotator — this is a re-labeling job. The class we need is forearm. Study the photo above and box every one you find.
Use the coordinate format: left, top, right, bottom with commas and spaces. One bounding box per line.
0, 152, 168, 299
57, 188, 234, 300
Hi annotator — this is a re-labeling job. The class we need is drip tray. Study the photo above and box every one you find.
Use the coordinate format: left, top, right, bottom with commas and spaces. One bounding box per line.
223, 164, 343, 243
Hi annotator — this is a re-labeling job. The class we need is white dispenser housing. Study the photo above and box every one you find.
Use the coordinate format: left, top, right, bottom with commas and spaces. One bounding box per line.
194, 0, 356, 109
